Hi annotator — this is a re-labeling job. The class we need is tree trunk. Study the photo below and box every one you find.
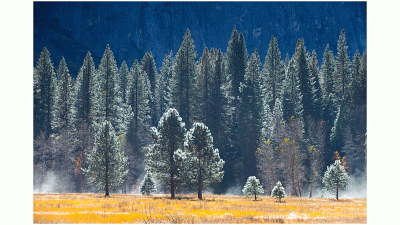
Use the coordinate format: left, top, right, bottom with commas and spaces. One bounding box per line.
198, 171, 203, 200
336, 182, 339, 200
254, 193, 257, 201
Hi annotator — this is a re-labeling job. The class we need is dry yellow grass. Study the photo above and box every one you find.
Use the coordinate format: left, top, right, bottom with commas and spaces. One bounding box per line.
33, 193, 366, 223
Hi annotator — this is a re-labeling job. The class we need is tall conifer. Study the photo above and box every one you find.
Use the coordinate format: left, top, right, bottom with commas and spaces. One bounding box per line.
263, 36, 285, 110
34, 47, 57, 139
169, 29, 197, 127
238, 49, 264, 182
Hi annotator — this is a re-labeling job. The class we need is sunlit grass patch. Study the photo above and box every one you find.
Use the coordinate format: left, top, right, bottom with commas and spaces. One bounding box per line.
33, 193, 366, 223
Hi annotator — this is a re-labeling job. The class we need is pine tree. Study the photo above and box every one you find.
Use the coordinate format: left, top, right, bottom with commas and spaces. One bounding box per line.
334, 30, 352, 104
52, 57, 74, 135
358, 50, 367, 106
238, 49, 264, 182
271, 181, 286, 203
126, 59, 151, 152
281, 57, 303, 122
141, 52, 159, 126
97, 45, 125, 135
184, 122, 225, 200
34, 47, 57, 139
125, 59, 151, 188
145, 108, 187, 199
211, 49, 235, 193
294, 38, 313, 121
70, 51, 97, 192
309, 50, 323, 120
270, 98, 285, 147
242, 176, 264, 200
322, 160, 349, 200
193, 47, 213, 124
156, 51, 174, 124
118, 60, 131, 105
169, 29, 197, 127
83, 120, 129, 197
226, 27, 248, 100
351, 50, 362, 106
263, 35, 285, 110
342, 126, 365, 176
140, 173, 156, 196
71, 51, 98, 129
320, 44, 336, 98
224, 28, 248, 188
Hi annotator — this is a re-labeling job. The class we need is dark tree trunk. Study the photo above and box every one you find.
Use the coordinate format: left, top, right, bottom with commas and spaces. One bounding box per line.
336, 182, 339, 200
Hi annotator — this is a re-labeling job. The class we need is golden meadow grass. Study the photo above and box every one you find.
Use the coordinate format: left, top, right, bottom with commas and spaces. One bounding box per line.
33, 193, 366, 223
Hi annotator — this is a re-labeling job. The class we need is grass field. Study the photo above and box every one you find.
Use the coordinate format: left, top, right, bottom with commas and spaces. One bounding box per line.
33, 193, 366, 223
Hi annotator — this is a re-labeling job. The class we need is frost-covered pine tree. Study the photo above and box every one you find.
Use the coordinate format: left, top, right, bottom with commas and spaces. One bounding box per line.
184, 122, 225, 200
52, 57, 74, 135
322, 160, 349, 200
140, 173, 156, 196
145, 108, 187, 199
242, 176, 264, 200
83, 120, 128, 197
271, 181, 286, 203
34, 47, 57, 139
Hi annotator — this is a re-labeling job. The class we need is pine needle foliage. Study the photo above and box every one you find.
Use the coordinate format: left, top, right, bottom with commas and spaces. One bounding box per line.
322, 160, 349, 200
271, 181, 286, 203
242, 176, 264, 200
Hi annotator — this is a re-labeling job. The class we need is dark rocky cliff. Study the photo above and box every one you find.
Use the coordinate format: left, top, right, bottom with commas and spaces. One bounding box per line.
34, 2, 366, 77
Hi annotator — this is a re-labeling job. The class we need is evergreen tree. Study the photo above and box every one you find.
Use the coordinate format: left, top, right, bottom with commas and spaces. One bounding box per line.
156, 51, 174, 124
184, 122, 225, 200
140, 173, 156, 196
34, 47, 57, 139
70, 52, 97, 192
263, 35, 285, 110
83, 120, 129, 197
334, 30, 352, 104
270, 98, 285, 147
320, 44, 336, 98
351, 50, 362, 106
118, 60, 131, 105
281, 57, 303, 122
193, 47, 213, 124
309, 50, 323, 120
358, 50, 367, 106
71, 51, 98, 129
141, 52, 159, 126
242, 176, 264, 200
322, 160, 349, 200
97, 45, 125, 135
126, 60, 151, 151
125, 59, 151, 187
145, 108, 187, 199
271, 181, 286, 203
342, 126, 365, 176
52, 57, 74, 135
294, 38, 313, 124
211, 49, 235, 193
224, 28, 248, 188
238, 49, 264, 182
347, 50, 360, 106
169, 29, 197, 127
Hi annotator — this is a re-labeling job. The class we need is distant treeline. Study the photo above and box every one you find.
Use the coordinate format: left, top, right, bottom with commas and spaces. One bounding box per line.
33, 28, 366, 195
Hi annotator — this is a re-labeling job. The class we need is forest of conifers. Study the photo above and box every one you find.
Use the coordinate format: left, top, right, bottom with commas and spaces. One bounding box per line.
33, 27, 366, 196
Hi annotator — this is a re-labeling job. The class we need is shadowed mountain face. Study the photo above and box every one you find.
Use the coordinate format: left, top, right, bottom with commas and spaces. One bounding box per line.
34, 2, 366, 77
